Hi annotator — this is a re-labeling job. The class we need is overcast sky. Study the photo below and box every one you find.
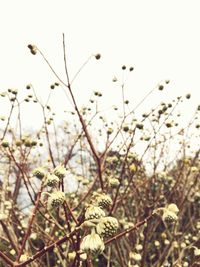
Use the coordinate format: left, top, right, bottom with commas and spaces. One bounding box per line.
0, 0, 200, 129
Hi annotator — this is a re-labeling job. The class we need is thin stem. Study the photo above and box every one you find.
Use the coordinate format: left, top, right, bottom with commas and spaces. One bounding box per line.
16, 182, 44, 262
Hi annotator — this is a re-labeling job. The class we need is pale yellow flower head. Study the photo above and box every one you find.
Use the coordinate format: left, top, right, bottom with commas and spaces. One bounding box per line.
48, 191, 65, 209
85, 205, 105, 220
96, 216, 119, 238
53, 165, 67, 180
80, 230, 105, 255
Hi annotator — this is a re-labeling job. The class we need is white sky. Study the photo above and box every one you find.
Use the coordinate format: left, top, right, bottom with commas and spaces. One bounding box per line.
0, 0, 200, 129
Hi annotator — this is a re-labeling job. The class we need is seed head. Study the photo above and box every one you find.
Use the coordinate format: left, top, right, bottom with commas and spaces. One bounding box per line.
107, 128, 113, 135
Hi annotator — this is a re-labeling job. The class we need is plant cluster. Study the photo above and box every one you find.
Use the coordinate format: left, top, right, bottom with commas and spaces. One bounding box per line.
0, 35, 200, 266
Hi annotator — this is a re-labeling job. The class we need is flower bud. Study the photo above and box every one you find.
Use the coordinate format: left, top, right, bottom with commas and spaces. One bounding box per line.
135, 244, 143, 251
1, 140, 9, 148
96, 216, 119, 238
80, 230, 105, 255
194, 247, 200, 256
129, 252, 142, 261
85, 205, 105, 220
95, 54, 101, 60
53, 165, 67, 180
28, 44, 37, 55
68, 251, 76, 261
46, 173, 59, 187
167, 203, 179, 214
129, 164, 137, 173
95, 194, 112, 209
48, 191, 65, 209
162, 210, 178, 223
19, 254, 29, 262
33, 167, 46, 179
79, 252, 87, 261
108, 178, 120, 188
